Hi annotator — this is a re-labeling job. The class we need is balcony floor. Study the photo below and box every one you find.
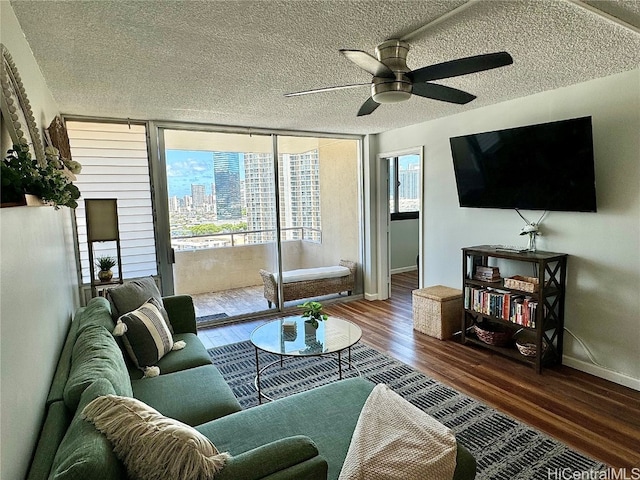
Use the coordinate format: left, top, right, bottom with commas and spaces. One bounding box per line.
191, 284, 350, 324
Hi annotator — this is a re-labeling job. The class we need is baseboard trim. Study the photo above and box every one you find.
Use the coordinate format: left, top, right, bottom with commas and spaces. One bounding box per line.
364, 293, 379, 301
390, 266, 418, 275
563, 355, 640, 391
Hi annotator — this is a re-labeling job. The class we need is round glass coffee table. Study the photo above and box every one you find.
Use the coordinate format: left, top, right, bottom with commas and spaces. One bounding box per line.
251, 316, 362, 403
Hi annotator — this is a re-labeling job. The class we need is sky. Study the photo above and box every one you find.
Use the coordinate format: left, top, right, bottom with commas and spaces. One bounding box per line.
166, 150, 245, 198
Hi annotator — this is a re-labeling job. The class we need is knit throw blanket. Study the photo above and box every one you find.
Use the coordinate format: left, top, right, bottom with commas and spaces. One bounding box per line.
339, 384, 457, 480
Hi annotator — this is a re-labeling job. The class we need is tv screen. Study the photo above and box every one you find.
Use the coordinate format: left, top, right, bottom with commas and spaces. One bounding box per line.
450, 116, 597, 212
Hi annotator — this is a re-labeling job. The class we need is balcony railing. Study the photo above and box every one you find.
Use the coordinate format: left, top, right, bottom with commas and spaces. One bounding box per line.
171, 227, 322, 250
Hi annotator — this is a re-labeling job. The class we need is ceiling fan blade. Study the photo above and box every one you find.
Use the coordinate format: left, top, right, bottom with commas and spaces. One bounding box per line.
409, 52, 513, 83
357, 97, 380, 117
284, 83, 370, 97
412, 83, 476, 104
340, 50, 395, 78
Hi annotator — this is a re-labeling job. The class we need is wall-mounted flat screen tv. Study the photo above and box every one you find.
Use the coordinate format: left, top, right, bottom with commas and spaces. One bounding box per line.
450, 116, 597, 212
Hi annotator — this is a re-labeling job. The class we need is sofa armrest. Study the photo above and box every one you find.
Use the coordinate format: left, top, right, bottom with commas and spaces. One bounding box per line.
162, 295, 197, 334
214, 436, 326, 480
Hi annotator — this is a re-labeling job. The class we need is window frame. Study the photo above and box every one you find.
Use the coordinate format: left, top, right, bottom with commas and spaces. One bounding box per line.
388, 155, 419, 221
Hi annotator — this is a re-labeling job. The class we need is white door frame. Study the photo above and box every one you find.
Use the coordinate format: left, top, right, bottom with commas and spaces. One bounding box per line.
375, 146, 424, 300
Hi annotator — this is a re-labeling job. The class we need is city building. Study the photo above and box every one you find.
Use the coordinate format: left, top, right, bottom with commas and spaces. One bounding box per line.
213, 152, 242, 220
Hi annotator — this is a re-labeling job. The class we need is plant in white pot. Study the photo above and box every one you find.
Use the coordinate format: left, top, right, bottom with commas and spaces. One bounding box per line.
299, 301, 328, 329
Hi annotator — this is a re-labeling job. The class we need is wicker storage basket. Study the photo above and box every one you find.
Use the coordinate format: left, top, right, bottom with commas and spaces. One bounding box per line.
412, 285, 462, 340
516, 341, 538, 357
514, 330, 546, 357
473, 322, 513, 346
504, 275, 539, 293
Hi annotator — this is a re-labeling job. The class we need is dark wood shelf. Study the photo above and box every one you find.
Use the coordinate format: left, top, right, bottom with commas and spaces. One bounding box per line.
464, 330, 534, 365
464, 308, 535, 331
461, 246, 568, 373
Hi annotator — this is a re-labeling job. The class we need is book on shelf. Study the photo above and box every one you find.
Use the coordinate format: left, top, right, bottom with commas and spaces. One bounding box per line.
464, 286, 537, 328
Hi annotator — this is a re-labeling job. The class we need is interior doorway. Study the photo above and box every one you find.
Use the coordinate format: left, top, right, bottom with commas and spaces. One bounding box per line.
377, 147, 423, 300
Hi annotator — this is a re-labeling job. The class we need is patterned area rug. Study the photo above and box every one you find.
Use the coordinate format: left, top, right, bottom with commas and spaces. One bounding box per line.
208, 341, 607, 479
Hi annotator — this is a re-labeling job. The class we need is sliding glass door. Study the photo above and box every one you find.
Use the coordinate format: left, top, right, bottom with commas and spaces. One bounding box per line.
157, 128, 362, 324
277, 136, 361, 307
160, 129, 278, 323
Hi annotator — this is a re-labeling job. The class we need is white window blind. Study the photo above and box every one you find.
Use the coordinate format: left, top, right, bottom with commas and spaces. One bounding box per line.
67, 121, 158, 284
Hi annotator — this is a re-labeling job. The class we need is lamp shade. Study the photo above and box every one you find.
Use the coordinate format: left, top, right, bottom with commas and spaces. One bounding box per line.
85, 199, 119, 241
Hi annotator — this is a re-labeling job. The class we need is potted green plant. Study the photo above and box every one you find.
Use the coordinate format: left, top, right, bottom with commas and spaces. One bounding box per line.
299, 301, 328, 329
1, 144, 81, 209
96, 256, 117, 282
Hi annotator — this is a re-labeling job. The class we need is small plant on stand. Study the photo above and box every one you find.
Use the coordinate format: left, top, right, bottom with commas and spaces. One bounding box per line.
96, 256, 117, 282
299, 301, 328, 329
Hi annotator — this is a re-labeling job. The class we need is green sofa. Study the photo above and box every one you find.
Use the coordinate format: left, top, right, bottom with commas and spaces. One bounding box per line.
27, 295, 477, 480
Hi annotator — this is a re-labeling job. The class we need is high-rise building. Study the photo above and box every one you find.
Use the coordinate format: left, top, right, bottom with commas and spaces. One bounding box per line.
280, 151, 321, 241
399, 164, 420, 203
213, 152, 242, 220
168, 195, 180, 213
243, 153, 276, 243
191, 184, 206, 208
244, 150, 321, 244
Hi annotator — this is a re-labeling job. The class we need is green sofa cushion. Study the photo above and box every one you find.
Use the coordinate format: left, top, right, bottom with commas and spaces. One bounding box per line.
197, 378, 476, 480
46, 318, 80, 406
63, 325, 133, 411
77, 297, 116, 333
131, 364, 241, 426
162, 294, 197, 334
197, 377, 374, 480
106, 277, 169, 327
49, 379, 124, 480
128, 332, 213, 380
214, 436, 327, 480
26, 401, 72, 480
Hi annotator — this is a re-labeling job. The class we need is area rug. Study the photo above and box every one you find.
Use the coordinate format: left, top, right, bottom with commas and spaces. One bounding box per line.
208, 340, 607, 479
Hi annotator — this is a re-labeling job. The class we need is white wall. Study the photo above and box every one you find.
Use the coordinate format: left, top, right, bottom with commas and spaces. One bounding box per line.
390, 219, 419, 272
1, 4, 79, 479
375, 69, 640, 389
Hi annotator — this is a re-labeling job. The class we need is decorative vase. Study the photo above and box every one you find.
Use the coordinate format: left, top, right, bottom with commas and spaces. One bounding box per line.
527, 233, 537, 252
98, 269, 113, 282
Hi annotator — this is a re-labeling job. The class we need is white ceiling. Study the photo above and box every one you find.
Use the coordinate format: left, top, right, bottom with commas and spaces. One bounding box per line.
10, 0, 640, 136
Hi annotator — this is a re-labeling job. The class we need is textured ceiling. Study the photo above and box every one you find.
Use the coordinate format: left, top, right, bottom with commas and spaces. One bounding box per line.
9, 0, 640, 135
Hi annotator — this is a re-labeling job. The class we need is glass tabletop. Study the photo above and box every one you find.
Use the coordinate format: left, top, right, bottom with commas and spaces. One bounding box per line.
250, 316, 362, 356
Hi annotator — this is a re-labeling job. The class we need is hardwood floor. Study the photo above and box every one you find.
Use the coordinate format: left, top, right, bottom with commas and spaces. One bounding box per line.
198, 271, 640, 469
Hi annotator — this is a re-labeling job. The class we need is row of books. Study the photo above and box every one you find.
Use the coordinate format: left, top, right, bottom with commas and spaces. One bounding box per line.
464, 286, 538, 328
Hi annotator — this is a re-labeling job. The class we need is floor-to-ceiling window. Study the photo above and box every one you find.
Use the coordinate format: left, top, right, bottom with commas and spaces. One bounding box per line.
159, 129, 362, 323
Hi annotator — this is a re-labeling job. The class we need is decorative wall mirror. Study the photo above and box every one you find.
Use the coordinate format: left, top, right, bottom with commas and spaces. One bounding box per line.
0, 43, 45, 164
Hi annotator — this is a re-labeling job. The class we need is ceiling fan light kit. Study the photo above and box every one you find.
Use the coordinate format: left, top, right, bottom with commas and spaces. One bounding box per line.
285, 37, 513, 117
370, 39, 412, 104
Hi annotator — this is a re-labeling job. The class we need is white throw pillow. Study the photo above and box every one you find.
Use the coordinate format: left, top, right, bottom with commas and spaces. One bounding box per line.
81, 394, 229, 480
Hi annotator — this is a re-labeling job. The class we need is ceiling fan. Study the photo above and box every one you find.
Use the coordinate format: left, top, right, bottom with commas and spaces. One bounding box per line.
284, 39, 513, 116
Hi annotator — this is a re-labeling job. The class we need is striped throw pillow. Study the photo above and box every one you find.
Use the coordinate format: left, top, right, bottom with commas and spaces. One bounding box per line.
114, 297, 174, 372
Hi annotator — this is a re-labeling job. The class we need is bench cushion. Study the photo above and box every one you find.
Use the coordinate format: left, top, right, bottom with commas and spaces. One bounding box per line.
275, 266, 350, 284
